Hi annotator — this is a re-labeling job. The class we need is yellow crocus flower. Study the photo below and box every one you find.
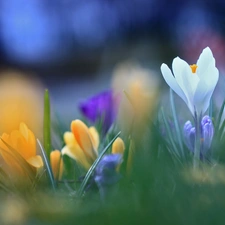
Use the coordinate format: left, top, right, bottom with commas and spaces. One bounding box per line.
111, 137, 125, 155
112, 62, 159, 134
0, 122, 43, 177
50, 150, 64, 180
62, 120, 125, 171
62, 120, 99, 170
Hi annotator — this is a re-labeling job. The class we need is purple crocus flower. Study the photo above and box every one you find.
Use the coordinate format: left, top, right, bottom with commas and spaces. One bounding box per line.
201, 115, 214, 155
94, 154, 122, 200
183, 121, 195, 153
183, 115, 214, 157
79, 90, 118, 132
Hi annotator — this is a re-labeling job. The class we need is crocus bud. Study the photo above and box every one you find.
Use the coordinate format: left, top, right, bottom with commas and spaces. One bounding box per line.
183, 121, 195, 152
79, 90, 117, 133
94, 154, 123, 186
201, 115, 214, 154
111, 137, 125, 155
183, 116, 214, 157
94, 154, 122, 200
50, 150, 63, 180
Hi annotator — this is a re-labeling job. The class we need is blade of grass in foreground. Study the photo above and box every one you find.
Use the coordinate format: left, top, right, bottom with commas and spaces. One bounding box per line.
44, 89, 51, 160
170, 89, 184, 158
77, 131, 121, 197
209, 98, 213, 118
215, 99, 225, 132
161, 108, 180, 159
37, 139, 56, 191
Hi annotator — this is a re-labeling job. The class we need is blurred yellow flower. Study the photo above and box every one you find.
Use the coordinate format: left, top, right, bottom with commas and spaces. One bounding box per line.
112, 62, 159, 133
0, 71, 43, 138
62, 120, 99, 170
112, 137, 125, 155
50, 150, 64, 180
0, 123, 43, 177
62, 120, 125, 170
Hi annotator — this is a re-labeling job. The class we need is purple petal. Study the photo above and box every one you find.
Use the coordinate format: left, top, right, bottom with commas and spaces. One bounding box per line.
94, 154, 122, 186
201, 115, 214, 154
79, 90, 118, 132
183, 120, 195, 152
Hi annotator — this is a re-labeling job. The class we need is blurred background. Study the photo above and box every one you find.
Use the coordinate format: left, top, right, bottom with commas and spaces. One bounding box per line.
0, 0, 225, 124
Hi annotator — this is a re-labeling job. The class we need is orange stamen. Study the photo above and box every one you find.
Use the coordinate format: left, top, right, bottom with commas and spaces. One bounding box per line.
190, 64, 198, 73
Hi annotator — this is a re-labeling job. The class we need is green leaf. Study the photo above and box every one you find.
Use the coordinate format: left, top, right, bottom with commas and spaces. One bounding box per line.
77, 131, 121, 197
44, 89, 51, 160
215, 98, 225, 136
37, 139, 56, 190
209, 98, 213, 118
170, 89, 185, 159
161, 108, 180, 159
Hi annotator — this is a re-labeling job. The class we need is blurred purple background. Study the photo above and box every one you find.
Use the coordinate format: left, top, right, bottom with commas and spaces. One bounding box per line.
0, 0, 224, 74
0, 0, 224, 123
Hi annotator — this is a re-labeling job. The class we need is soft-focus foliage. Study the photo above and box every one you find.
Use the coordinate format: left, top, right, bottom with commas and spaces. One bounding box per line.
0, 43, 225, 225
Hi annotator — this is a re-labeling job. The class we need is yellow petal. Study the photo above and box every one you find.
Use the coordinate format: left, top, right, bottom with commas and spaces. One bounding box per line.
26, 155, 43, 169
89, 126, 99, 153
61, 145, 91, 170
112, 137, 125, 155
64, 132, 76, 146
9, 130, 34, 160
50, 150, 63, 180
20, 122, 36, 155
0, 135, 20, 169
64, 131, 93, 168
19, 123, 29, 140
71, 120, 97, 161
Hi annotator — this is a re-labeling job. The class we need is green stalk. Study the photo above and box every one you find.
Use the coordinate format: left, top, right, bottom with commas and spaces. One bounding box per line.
43, 89, 51, 160
193, 113, 201, 169
170, 89, 184, 158
37, 139, 56, 190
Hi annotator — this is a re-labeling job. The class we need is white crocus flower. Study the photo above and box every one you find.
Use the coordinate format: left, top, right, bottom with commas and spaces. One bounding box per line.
161, 47, 219, 116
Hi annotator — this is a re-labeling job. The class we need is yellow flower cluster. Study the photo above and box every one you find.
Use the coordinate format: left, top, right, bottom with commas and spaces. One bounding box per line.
62, 120, 125, 170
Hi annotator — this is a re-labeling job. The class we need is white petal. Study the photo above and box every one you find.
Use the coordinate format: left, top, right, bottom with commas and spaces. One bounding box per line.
172, 57, 200, 114
193, 64, 219, 114
161, 63, 188, 104
200, 60, 219, 87
196, 47, 215, 78
172, 57, 199, 96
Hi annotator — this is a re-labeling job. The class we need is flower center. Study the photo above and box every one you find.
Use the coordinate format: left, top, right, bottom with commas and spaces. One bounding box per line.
190, 64, 197, 73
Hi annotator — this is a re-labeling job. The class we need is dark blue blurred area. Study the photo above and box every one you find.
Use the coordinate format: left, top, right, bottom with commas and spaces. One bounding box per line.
0, 0, 225, 76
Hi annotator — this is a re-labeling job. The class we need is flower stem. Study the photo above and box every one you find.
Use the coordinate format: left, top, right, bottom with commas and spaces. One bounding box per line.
193, 114, 201, 169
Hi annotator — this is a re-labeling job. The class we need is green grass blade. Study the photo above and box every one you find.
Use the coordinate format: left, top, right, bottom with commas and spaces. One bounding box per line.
37, 139, 56, 191
44, 89, 51, 160
215, 98, 225, 131
209, 98, 213, 118
77, 131, 121, 197
170, 89, 184, 158
161, 108, 180, 158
